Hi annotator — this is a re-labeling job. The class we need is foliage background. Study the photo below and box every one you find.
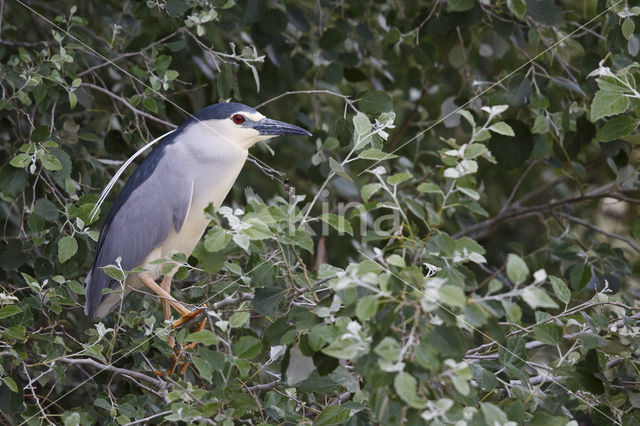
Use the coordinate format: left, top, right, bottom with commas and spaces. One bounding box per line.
0, 0, 639, 424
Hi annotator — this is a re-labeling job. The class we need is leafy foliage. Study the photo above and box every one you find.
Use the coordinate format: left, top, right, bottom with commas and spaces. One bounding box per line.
1, 0, 639, 425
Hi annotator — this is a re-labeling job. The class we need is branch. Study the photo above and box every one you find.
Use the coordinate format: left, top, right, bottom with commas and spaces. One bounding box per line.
211, 292, 254, 310
255, 90, 357, 112
79, 31, 180, 77
558, 212, 640, 254
244, 380, 279, 392
57, 357, 167, 390
81, 83, 176, 129
454, 181, 621, 239
123, 410, 172, 426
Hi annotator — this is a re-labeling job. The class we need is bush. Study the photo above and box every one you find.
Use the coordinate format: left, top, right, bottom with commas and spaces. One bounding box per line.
0, 0, 639, 424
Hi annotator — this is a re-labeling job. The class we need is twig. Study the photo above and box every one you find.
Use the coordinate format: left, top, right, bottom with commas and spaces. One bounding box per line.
0, 0, 4, 36
23, 363, 53, 425
255, 89, 357, 113
558, 212, 640, 254
500, 160, 541, 213
211, 292, 254, 310
243, 379, 279, 392
510, 375, 564, 386
79, 31, 180, 77
81, 83, 176, 129
57, 357, 167, 390
123, 410, 172, 426
328, 391, 351, 406
454, 181, 621, 239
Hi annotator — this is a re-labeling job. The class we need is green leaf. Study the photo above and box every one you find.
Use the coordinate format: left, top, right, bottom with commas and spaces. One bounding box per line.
352, 112, 372, 148
481, 403, 509, 425
165, 0, 189, 16
358, 148, 397, 161
522, 287, 558, 309
192, 356, 213, 381
229, 311, 250, 328
631, 215, 640, 239
489, 121, 515, 136
329, 158, 352, 182
361, 183, 381, 201
2, 377, 18, 393
623, 18, 635, 40
595, 115, 638, 142
204, 228, 230, 252
34, 198, 59, 221
282, 229, 314, 253
355, 295, 378, 321
534, 323, 563, 345
41, 154, 63, 171
508, 0, 526, 19
315, 405, 351, 426
394, 372, 427, 409
417, 182, 442, 193
101, 265, 126, 281
143, 97, 158, 113
577, 333, 607, 352
438, 285, 465, 307
235, 336, 262, 359
590, 90, 629, 121
506, 253, 529, 285
184, 330, 220, 346
359, 91, 393, 114
320, 213, 353, 236
374, 337, 401, 360
30, 125, 50, 142
0, 305, 23, 319
525, 0, 563, 25
10, 153, 31, 168
58, 236, 78, 263
549, 275, 571, 304
447, 0, 474, 12
253, 287, 284, 316
387, 172, 412, 185
68, 92, 77, 110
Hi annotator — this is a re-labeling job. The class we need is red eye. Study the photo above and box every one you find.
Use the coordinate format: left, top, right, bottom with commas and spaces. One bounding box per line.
232, 114, 245, 124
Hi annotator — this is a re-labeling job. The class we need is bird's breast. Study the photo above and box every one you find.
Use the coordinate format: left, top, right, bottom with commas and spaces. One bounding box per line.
140, 145, 248, 277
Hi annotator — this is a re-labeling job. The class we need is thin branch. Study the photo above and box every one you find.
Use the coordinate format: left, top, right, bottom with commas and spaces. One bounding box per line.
23, 363, 53, 425
255, 90, 357, 113
211, 292, 254, 310
81, 83, 176, 129
57, 357, 167, 390
500, 160, 541, 213
0, 0, 4, 36
244, 380, 279, 392
454, 181, 621, 239
558, 212, 640, 253
123, 410, 172, 426
79, 31, 180, 77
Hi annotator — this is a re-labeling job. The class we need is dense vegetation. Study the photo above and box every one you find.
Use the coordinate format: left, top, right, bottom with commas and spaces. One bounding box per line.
1, 0, 639, 424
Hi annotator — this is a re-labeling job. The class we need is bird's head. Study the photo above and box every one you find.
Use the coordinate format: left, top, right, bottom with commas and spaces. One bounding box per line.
192, 102, 312, 150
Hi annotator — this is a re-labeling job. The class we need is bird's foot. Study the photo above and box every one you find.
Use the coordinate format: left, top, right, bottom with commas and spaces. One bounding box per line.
159, 310, 208, 376
171, 306, 206, 329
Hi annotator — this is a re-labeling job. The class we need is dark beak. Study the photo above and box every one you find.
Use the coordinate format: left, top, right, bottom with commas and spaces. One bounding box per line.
254, 118, 312, 136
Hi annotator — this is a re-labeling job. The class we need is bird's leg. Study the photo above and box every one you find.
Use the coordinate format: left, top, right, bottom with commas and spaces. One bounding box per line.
139, 272, 207, 376
177, 315, 208, 375
138, 273, 191, 316
160, 275, 176, 351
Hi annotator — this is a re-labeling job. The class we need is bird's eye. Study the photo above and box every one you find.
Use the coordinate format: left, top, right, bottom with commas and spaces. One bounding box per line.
232, 114, 245, 124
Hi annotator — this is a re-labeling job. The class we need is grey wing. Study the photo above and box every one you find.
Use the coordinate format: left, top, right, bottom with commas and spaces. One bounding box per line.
85, 169, 192, 319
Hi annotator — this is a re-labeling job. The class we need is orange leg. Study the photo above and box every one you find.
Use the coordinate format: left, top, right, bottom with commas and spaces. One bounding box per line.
139, 273, 208, 376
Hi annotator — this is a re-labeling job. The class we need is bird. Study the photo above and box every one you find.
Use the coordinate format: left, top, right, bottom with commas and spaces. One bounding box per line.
85, 102, 311, 329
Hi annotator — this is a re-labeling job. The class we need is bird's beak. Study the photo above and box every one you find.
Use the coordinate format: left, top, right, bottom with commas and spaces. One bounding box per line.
254, 118, 312, 137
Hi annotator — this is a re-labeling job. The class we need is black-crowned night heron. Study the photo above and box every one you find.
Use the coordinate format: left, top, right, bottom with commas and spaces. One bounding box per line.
85, 103, 311, 337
